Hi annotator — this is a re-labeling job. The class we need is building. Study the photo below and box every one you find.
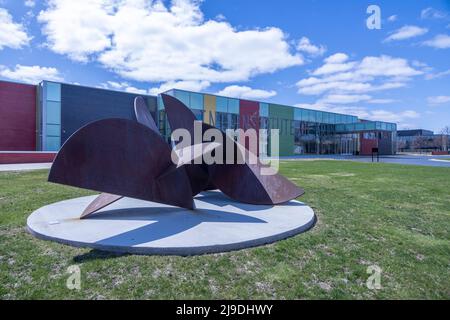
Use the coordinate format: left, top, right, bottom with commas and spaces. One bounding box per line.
397, 129, 449, 153
0, 80, 397, 156
0, 81, 37, 151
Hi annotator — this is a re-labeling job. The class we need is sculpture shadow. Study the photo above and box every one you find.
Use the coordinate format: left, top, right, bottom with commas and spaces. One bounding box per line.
196, 191, 306, 211
90, 206, 267, 247
73, 249, 130, 263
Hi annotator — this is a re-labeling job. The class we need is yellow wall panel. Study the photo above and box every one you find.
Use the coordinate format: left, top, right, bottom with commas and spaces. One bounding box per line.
203, 94, 216, 125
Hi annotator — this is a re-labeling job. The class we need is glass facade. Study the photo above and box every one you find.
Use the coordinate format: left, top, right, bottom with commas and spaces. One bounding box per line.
34, 85, 397, 155
160, 89, 397, 156
38, 81, 61, 151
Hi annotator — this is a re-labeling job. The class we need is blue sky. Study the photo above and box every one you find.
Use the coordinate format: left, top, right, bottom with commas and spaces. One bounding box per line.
0, 0, 449, 132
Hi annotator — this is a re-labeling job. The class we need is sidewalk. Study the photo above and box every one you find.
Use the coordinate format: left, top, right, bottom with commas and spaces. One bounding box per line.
0, 163, 52, 172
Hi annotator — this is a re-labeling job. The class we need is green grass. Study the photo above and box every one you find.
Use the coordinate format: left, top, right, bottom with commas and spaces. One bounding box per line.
0, 161, 449, 299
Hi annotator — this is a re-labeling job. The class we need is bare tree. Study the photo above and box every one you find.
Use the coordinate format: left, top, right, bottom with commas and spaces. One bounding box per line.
440, 126, 450, 151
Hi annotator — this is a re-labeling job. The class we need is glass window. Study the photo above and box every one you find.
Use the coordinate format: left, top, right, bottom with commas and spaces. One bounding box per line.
315, 111, 321, 123
157, 95, 164, 110
310, 110, 317, 123
190, 92, 203, 110
217, 96, 228, 113
376, 122, 382, 130
45, 136, 61, 151
174, 90, 190, 107
329, 114, 336, 124
46, 82, 61, 102
228, 98, 239, 114
192, 109, 203, 121
46, 124, 60, 136
46, 101, 61, 124
294, 107, 302, 121
229, 114, 239, 129
260, 103, 269, 118
301, 110, 307, 122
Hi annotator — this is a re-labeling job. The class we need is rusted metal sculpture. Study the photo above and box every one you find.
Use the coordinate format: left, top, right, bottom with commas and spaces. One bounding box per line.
161, 94, 304, 205
48, 94, 304, 219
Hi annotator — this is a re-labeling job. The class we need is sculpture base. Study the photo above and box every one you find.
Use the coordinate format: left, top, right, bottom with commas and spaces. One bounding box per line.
27, 191, 315, 256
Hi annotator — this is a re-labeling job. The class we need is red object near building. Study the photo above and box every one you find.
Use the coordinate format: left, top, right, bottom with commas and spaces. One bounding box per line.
432, 151, 449, 155
239, 100, 260, 154
360, 132, 378, 155
0, 81, 37, 151
0, 152, 56, 164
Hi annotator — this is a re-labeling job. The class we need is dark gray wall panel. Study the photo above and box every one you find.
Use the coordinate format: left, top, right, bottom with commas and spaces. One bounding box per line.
378, 132, 393, 155
60, 84, 157, 144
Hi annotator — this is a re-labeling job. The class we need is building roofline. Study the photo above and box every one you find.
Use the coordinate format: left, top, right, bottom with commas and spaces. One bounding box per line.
1, 78, 397, 127
38, 80, 156, 98
0, 79, 37, 87
164, 88, 366, 121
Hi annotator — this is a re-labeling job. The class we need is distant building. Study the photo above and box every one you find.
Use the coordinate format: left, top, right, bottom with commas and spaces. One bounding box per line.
397, 129, 449, 153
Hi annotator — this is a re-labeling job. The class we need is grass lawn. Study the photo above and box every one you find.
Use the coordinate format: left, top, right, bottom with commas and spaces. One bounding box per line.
0, 161, 449, 299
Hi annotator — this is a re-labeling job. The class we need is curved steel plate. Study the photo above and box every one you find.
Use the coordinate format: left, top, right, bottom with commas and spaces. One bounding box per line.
161, 94, 304, 205
134, 96, 159, 134
80, 193, 123, 219
49, 118, 194, 209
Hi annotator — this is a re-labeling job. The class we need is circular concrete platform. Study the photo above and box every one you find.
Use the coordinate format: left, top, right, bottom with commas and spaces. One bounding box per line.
27, 191, 315, 255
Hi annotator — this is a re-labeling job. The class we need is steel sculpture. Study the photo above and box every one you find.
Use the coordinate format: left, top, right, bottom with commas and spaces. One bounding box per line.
48, 95, 304, 218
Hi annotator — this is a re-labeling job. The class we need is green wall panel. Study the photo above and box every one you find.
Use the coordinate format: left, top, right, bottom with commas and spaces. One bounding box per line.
269, 104, 294, 156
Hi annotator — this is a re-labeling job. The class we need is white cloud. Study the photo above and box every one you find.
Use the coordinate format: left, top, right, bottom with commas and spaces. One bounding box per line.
421, 7, 447, 20
216, 85, 277, 100
312, 53, 355, 76
368, 99, 397, 104
100, 79, 212, 95
297, 54, 421, 96
425, 69, 450, 80
319, 94, 371, 104
0, 64, 63, 84
312, 61, 356, 76
387, 15, 398, 22
294, 53, 422, 128
427, 95, 450, 105
0, 8, 30, 50
38, 0, 303, 83
148, 80, 211, 95
384, 25, 428, 42
215, 14, 226, 22
24, 0, 35, 7
319, 95, 397, 105
422, 34, 450, 49
296, 37, 326, 57
370, 109, 419, 122
324, 53, 349, 64
100, 81, 148, 94
357, 55, 422, 77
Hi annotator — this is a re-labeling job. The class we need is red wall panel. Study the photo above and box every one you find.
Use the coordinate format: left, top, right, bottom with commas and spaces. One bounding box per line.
0, 81, 37, 151
239, 100, 260, 154
0, 152, 56, 164
360, 133, 378, 155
